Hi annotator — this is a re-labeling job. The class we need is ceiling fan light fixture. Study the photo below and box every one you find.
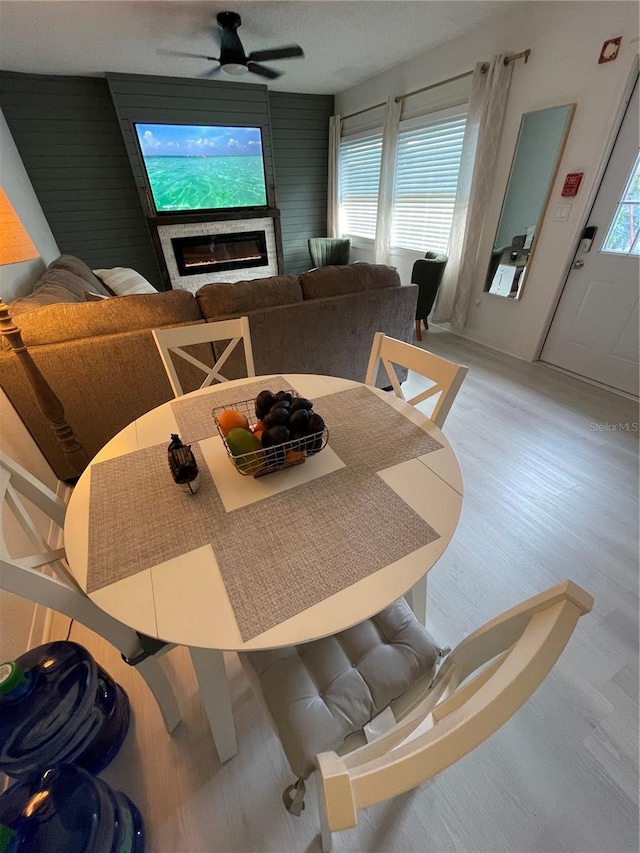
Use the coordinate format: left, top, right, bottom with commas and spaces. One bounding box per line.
222, 63, 249, 76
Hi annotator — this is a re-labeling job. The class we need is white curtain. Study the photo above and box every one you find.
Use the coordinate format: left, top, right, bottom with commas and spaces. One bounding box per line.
432, 55, 513, 327
374, 95, 402, 264
327, 114, 341, 237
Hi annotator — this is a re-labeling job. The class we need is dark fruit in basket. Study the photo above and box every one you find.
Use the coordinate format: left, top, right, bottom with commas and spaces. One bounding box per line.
262, 425, 291, 467
271, 399, 291, 411
307, 413, 325, 434
289, 408, 310, 436
290, 397, 314, 413
275, 390, 293, 404
255, 390, 277, 419
305, 412, 325, 454
261, 425, 291, 447
264, 406, 290, 428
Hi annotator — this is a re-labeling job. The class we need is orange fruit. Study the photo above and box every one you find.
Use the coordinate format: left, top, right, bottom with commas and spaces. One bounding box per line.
218, 409, 250, 437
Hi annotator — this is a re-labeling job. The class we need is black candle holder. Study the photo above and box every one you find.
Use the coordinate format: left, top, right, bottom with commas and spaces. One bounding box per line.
167, 434, 200, 493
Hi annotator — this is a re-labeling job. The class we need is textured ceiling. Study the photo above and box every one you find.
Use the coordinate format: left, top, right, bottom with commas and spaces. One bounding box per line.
0, 1, 524, 94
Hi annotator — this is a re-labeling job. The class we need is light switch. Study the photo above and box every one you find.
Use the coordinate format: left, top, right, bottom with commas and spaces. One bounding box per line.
554, 204, 572, 221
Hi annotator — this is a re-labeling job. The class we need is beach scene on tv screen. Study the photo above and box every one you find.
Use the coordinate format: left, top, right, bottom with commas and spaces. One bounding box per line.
135, 123, 268, 212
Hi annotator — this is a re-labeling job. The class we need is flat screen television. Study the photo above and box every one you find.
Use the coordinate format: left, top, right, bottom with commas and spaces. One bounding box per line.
133, 122, 268, 214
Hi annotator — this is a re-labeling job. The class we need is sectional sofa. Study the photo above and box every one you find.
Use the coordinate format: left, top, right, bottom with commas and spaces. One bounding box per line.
0, 256, 417, 481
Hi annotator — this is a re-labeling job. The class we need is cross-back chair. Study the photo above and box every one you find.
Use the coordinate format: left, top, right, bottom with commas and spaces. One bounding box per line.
365, 331, 468, 428
152, 316, 255, 398
240, 580, 593, 852
0, 451, 180, 734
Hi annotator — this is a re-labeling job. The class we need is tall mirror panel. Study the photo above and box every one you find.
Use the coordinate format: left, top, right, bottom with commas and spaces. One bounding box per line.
485, 104, 576, 299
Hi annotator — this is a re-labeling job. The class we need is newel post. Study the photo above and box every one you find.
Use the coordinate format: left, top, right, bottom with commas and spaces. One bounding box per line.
0, 299, 89, 475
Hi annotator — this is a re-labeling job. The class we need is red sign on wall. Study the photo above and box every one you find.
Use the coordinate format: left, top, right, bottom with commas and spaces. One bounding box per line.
561, 173, 584, 197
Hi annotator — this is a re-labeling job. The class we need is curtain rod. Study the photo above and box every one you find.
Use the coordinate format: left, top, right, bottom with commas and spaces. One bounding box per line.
341, 49, 530, 121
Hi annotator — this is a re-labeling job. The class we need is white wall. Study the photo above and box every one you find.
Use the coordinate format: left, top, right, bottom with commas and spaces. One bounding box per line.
335, 1, 640, 360
0, 106, 59, 300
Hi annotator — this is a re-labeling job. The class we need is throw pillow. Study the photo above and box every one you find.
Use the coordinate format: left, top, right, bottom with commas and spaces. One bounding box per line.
92, 267, 158, 296
85, 291, 110, 302
48, 254, 111, 296
8, 281, 84, 318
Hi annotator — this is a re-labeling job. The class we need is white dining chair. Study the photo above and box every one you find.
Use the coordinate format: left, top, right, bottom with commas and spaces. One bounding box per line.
152, 316, 255, 397
240, 580, 593, 852
365, 331, 468, 428
0, 450, 181, 734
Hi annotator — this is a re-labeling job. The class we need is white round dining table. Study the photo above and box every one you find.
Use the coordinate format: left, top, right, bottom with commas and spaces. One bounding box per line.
64, 373, 463, 761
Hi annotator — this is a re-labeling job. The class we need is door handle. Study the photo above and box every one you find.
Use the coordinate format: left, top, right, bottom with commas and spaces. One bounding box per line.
572, 260, 584, 269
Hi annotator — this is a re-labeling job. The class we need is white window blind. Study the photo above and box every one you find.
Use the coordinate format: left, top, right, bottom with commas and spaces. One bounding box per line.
338, 131, 383, 239
391, 111, 467, 254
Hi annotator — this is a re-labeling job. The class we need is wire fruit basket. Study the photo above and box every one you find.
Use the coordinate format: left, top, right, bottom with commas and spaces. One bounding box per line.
212, 390, 329, 478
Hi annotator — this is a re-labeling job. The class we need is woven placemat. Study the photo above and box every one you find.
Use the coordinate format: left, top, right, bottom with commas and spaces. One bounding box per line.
313, 386, 443, 470
209, 466, 439, 640
86, 383, 445, 640
87, 442, 228, 592
170, 376, 291, 443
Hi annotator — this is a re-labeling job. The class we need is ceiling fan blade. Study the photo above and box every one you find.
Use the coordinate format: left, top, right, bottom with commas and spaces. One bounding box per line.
247, 45, 304, 62
246, 62, 281, 80
158, 49, 220, 62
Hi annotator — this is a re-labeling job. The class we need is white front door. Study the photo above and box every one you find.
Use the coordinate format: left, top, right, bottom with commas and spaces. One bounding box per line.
540, 75, 639, 396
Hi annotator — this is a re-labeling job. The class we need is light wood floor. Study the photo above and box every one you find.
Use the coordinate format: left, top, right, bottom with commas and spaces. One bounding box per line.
59, 329, 638, 852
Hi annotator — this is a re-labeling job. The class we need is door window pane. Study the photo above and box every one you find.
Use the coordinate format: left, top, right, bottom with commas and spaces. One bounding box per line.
602, 152, 640, 254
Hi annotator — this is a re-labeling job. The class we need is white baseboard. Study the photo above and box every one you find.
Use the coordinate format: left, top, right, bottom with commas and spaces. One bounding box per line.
429, 322, 531, 361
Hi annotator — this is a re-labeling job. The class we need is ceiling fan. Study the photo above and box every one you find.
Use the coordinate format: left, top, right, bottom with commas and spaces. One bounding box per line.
165, 11, 304, 80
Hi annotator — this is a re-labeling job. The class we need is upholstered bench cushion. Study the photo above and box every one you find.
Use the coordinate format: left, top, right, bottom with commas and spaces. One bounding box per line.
244, 598, 440, 778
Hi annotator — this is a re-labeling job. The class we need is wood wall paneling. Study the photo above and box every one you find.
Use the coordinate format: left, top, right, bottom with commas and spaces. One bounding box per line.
0, 71, 334, 286
0, 72, 162, 288
268, 91, 334, 274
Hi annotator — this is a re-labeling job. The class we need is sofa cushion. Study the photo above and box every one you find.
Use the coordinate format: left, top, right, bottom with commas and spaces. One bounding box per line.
299, 263, 400, 300
93, 267, 158, 296
196, 276, 302, 320
3, 289, 201, 348
48, 254, 111, 296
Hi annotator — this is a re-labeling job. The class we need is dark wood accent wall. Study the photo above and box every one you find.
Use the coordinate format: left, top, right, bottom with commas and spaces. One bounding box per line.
0, 71, 162, 287
0, 70, 334, 283
106, 72, 276, 212
269, 91, 334, 274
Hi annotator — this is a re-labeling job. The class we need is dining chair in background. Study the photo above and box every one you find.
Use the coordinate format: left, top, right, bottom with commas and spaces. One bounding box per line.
365, 331, 468, 429
0, 451, 181, 734
152, 316, 255, 398
240, 581, 593, 852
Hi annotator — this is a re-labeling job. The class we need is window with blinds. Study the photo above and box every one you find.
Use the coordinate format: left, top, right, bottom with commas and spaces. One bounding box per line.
391, 110, 467, 254
338, 131, 383, 239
